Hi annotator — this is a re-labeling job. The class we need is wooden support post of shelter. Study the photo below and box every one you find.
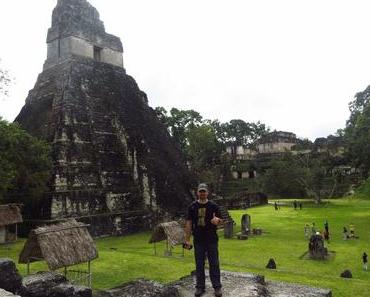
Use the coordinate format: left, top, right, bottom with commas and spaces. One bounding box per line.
19, 219, 98, 287
0, 204, 23, 245
149, 221, 185, 257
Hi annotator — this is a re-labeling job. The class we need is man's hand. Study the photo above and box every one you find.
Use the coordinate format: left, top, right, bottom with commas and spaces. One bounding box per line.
183, 240, 193, 250
211, 213, 223, 226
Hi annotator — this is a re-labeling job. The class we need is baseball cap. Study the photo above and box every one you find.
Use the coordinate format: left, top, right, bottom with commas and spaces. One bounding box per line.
197, 183, 208, 192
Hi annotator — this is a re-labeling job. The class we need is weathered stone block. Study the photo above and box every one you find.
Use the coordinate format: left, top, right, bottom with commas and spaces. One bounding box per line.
95, 279, 180, 297
73, 285, 92, 297
236, 233, 248, 240
0, 289, 21, 297
252, 228, 262, 235
0, 259, 23, 294
171, 271, 332, 297
223, 221, 234, 239
340, 269, 352, 278
23, 272, 66, 297
266, 258, 276, 269
49, 283, 92, 297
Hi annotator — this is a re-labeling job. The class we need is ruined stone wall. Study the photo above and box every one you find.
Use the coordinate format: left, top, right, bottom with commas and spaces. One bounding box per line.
0, 227, 5, 243
45, 36, 123, 69
257, 142, 296, 154
44, 0, 123, 70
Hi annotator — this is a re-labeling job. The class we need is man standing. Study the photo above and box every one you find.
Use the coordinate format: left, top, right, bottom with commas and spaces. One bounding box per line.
363, 252, 368, 271
324, 220, 329, 234
185, 183, 223, 297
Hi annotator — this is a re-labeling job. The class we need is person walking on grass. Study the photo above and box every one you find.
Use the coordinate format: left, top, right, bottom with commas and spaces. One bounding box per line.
323, 220, 330, 241
343, 226, 349, 240
304, 223, 310, 240
363, 252, 368, 271
311, 222, 316, 236
349, 223, 355, 238
184, 183, 223, 297
324, 220, 329, 233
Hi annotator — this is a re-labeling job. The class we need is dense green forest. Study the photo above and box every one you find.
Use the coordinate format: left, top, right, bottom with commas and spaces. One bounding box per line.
0, 118, 51, 215
154, 84, 370, 200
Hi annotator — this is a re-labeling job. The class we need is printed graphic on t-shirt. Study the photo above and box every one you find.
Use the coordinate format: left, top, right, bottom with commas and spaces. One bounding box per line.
198, 207, 206, 226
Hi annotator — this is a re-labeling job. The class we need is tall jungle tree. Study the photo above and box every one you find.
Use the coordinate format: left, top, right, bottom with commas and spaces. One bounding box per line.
0, 118, 51, 214
344, 85, 370, 175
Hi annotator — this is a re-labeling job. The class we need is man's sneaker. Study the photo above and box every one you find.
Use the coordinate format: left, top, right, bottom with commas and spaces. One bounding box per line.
214, 287, 222, 297
194, 288, 205, 297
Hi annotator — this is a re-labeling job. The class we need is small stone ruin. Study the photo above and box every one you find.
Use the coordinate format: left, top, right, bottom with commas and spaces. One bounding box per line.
0, 289, 21, 297
236, 214, 250, 240
169, 271, 331, 297
340, 269, 352, 279
94, 279, 180, 297
0, 259, 24, 296
0, 259, 91, 297
308, 233, 328, 260
265, 258, 276, 269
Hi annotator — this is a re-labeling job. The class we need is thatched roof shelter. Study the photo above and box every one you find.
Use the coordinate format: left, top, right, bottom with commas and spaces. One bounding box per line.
0, 204, 23, 226
149, 221, 184, 246
19, 219, 98, 270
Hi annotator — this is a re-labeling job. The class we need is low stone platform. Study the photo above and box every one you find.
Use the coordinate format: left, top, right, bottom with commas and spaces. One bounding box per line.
171, 271, 332, 297
95, 271, 332, 297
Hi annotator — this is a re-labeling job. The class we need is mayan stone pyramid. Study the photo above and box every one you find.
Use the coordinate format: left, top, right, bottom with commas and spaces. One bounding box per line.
15, 0, 193, 235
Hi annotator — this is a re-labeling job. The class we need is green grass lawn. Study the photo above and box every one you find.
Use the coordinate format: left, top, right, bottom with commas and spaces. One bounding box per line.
1, 197, 370, 296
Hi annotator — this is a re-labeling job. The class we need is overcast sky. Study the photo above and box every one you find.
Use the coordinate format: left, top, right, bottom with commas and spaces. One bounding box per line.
1, 0, 370, 140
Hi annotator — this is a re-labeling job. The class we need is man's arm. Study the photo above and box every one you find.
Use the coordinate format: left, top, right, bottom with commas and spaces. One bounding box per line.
185, 220, 192, 243
184, 220, 193, 249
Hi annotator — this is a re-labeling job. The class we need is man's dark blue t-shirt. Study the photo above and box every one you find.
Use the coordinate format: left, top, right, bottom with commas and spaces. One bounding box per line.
186, 200, 222, 244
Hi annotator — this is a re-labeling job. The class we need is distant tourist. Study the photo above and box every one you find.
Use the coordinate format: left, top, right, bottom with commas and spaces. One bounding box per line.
324, 220, 329, 241
299, 202, 302, 210
311, 222, 316, 236
323, 229, 330, 242
274, 201, 278, 211
324, 220, 329, 233
304, 223, 310, 239
349, 223, 355, 238
363, 252, 368, 271
343, 226, 349, 240
184, 183, 223, 297
293, 200, 298, 210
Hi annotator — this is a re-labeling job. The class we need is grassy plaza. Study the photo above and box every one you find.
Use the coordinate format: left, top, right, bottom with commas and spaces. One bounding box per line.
1, 197, 370, 296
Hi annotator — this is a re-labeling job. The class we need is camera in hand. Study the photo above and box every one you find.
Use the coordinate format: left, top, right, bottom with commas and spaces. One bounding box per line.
183, 243, 193, 250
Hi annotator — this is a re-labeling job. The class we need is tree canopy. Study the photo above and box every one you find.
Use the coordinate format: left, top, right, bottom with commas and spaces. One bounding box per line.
155, 106, 269, 150
0, 59, 12, 100
262, 152, 349, 203
187, 124, 222, 173
0, 118, 51, 212
344, 86, 370, 175
154, 106, 269, 186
